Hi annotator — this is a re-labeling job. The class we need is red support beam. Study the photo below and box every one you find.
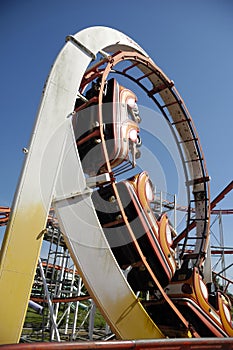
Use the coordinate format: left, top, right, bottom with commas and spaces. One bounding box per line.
210, 180, 233, 210
173, 181, 233, 247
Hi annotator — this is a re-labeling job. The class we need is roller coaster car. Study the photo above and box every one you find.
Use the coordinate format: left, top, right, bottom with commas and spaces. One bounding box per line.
73, 78, 141, 175
92, 171, 177, 290
144, 266, 233, 337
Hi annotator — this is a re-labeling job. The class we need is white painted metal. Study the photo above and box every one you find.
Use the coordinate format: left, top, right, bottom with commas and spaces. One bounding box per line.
54, 118, 164, 339
0, 30, 90, 343
0, 25, 210, 343
0, 26, 163, 344
38, 258, 60, 341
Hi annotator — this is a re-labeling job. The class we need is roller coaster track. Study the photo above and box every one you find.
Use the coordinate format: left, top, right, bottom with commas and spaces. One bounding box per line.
173, 180, 233, 247
77, 49, 210, 273
0, 27, 232, 344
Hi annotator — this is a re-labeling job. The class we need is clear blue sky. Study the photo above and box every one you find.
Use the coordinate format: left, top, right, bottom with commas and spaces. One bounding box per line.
1, 0, 232, 278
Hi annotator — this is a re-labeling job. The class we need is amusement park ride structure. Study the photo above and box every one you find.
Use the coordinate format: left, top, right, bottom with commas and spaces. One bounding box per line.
0, 26, 232, 346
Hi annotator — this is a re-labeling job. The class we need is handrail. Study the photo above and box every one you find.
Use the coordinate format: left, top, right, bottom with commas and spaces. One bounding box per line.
1, 338, 233, 350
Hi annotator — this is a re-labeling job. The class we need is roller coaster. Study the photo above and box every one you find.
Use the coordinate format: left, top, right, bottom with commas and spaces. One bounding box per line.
0, 27, 233, 348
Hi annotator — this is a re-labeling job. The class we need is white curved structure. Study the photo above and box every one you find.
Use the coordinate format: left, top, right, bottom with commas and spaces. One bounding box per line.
0, 27, 164, 344
0, 27, 210, 343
